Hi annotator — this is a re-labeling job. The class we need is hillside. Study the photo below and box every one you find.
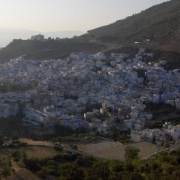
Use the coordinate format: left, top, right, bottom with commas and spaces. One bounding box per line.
86, 0, 180, 47
0, 0, 180, 61
0, 39, 104, 62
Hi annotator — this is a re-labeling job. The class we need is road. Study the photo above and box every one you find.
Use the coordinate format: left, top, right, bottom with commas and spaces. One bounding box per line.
147, 139, 180, 159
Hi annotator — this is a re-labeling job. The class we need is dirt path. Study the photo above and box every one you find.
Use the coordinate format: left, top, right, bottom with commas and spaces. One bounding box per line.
20, 138, 54, 147
8, 168, 41, 180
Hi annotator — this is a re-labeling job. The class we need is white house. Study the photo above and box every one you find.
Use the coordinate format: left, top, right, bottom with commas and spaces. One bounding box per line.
24, 107, 49, 125
31, 34, 44, 41
171, 126, 180, 140
131, 130, 143, 142
142, 129, 155, 142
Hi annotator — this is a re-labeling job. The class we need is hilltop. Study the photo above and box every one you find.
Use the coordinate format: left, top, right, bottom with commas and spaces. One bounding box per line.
0, 0, 180, 61
0, 27, 85, 47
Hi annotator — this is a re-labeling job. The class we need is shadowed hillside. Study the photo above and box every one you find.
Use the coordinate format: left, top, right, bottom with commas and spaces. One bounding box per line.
0, 39, 105, 62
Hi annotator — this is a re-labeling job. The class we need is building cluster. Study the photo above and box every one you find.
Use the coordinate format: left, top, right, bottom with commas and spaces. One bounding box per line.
31, 34, 45, 41
131, 123, 180, 146
0, 48, 179, 138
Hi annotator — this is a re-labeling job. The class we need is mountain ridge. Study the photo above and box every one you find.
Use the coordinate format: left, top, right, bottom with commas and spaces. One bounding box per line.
0, 0, 179, 61
0, 27, 84, 47
86, 0, 180, 47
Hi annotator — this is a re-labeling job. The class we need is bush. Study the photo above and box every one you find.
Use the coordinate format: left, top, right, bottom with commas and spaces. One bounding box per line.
37, 167, 49, 179
70, 144, 78, 150
11, 150, 21, 161
54, 144, 63, 151
0, 167, 11, 177
25, 158, 41, 172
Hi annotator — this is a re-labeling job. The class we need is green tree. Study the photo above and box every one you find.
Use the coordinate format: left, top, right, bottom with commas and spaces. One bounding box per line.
124, 146, 140, 161
0, 133, 4, 147
60, 163, 84, 180
92, 161, 110, 180
107, 125, 119, 141
6, 155, 12, 167
37, 167, 50, 179
20, 148, 27, 164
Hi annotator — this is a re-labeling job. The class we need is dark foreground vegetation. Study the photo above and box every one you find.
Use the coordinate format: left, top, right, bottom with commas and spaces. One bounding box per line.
1, 144, 180, 180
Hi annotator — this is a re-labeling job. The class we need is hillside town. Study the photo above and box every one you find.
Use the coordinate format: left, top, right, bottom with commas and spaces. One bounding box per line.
0, 48, 179, 146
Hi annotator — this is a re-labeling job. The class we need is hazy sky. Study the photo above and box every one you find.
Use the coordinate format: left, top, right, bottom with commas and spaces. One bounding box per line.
0, 0, 168, 32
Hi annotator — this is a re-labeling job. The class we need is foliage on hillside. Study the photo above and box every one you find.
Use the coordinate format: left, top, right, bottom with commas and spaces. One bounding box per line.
87, 0, 180, 44
5, 147, 180, 180
151, 49, 180, 70
0, 39, 105, 62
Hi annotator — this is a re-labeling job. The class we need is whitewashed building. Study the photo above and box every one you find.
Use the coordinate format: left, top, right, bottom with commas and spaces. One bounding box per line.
23, 107, 48, 125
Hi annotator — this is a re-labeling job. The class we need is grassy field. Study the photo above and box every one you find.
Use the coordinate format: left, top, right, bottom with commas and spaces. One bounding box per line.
24, 146, 57, 158
19, 138, 161, 160
78, 140, 162, 161
20, 138, 54, 147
